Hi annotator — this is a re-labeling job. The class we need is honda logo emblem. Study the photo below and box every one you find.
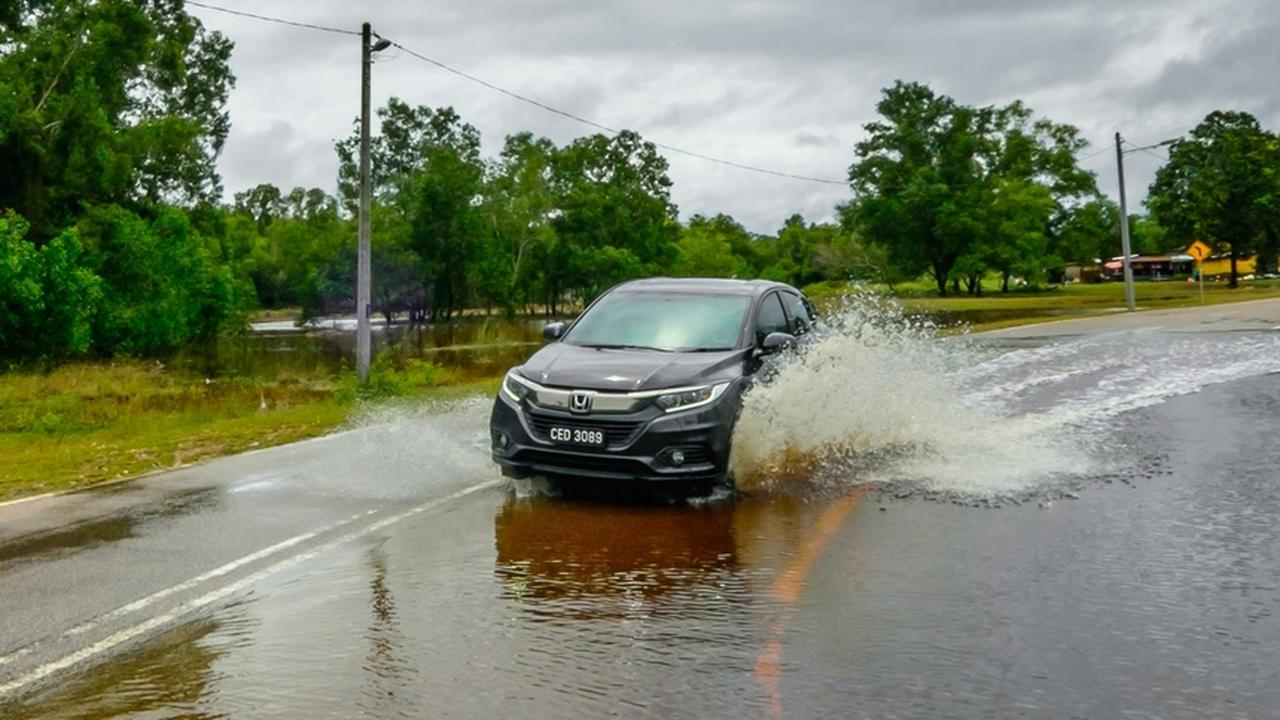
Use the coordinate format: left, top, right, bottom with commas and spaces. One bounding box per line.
569, 391, 593, 413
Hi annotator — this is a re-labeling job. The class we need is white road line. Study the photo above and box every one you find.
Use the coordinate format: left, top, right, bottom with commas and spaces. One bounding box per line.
0, 479, 501, 699
0, 510, 378, 670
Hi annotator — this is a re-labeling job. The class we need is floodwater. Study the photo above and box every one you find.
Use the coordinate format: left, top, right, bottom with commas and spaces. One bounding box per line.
167, 315, 552, 381
162, 306, 1038, 383
3, 303, 1280, 718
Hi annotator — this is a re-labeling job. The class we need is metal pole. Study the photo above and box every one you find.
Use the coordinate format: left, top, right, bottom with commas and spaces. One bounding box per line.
1115, 132, 1136, 311
356, 22, 373, 384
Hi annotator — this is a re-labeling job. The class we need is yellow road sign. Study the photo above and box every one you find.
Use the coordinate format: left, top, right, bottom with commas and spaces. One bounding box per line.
1187, 240, 1211, 261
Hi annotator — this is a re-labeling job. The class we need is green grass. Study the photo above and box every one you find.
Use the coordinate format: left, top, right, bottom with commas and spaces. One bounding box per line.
0, 360, 502, 502
805, 277, 1280, 332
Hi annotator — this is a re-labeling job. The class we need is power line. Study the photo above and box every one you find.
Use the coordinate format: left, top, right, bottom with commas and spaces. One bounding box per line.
185, 1, 358, 36
386, 42, 847, 185
1121, 137, 1179, 153
183, 1, 848, 186
1134, 147, 1167, 162
1079, 145, 1114, 162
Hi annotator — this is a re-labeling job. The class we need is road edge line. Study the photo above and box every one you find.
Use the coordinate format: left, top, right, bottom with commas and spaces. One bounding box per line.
0, 479, 502, 700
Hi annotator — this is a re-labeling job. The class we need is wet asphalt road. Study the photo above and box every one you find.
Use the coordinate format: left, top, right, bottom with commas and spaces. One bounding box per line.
3, 300, 1280, 719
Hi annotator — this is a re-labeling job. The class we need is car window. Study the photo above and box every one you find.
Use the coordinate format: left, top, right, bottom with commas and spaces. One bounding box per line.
564, 292, 751, 351
755, 293, 788, 344
780, 292, 813, 335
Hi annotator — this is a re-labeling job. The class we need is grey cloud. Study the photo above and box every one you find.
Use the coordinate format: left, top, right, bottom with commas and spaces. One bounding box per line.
1135, 1, 1280, 123
794, 131, 839, 148
198, 0, 1278, 232
220, 120, 338, 196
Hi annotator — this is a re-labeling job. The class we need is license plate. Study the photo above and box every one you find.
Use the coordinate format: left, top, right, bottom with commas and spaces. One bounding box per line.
548, 426, 605, 447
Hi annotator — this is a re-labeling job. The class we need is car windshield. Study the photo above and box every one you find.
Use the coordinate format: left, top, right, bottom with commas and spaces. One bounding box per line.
564, 291, 750, 351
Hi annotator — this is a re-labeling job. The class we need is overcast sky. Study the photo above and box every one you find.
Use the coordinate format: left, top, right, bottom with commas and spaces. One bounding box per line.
193, 0, 1280, 234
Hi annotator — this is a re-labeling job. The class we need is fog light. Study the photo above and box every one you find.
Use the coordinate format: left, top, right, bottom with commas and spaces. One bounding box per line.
670, 450, 685, 465
493, 431, 510, 449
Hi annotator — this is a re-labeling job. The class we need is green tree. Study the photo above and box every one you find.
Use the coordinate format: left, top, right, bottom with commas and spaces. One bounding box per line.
982, 179, 1055, 292
336, 100, 480, 211
335, 101, 485, 320
847, 82, 1096, 295
1128, 215, 1169, 255
674, 214, 750, 277
1053, 198, 1120, 265
549, 130, 679, 306
479, 133, 559, 314
407, 136, 485, 320
77, 205, 246, 355
0, 211, 101, 360
0, 0, 234, 240
1148, 110, 1278, 287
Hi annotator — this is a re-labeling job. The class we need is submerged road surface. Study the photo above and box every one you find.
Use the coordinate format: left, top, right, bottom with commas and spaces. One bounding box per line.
3, 300, 1280, 719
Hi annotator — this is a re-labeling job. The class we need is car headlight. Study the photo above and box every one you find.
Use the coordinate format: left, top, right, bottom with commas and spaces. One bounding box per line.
653, 382, 730, 413
502, 371, 532, 402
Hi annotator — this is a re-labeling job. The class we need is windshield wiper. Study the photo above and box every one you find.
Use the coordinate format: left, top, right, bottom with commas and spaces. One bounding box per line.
578, 343, 672, 352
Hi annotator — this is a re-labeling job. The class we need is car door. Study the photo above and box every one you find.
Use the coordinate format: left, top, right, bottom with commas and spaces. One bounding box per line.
749, 292, 790, 378
779, 291, 814, 336
754, 292, 789, 346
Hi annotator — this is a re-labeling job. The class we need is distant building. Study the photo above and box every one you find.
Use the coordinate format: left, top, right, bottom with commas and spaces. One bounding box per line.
1100, 253, 1194, 281
1186, 240, 1279, 278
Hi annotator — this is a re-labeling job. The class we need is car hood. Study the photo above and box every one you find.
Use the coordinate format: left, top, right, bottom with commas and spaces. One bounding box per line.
516, 343, 747, 392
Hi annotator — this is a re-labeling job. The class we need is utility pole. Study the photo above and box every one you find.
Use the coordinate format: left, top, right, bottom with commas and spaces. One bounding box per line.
357, 24, 391, 384
1114, 132, 1137, 311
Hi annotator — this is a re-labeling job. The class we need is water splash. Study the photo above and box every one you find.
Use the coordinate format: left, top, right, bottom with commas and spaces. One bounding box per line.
730, 292, 1073, 496
730, 292, 1280, 500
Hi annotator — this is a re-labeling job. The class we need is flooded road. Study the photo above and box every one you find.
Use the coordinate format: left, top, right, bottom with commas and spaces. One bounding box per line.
3, 301, 1280, 719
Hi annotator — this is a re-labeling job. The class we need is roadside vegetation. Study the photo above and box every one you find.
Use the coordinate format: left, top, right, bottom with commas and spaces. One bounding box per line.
3, 1, 1280, 499
0, 358, 500, 501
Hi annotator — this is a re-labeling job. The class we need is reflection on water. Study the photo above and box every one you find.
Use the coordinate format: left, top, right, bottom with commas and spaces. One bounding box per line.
0, 486, 221, 569
3, 614, 252, 720
168, 316, 555, 381
490, 493, 828, 718
358, 548, 419, 718
495, 498, 742, 613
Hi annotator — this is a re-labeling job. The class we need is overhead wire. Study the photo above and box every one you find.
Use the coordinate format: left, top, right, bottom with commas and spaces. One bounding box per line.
184, 1, 848, 186
384, 40, 848, 185
185, 0, 358, 36
1079, 145, 1114, 162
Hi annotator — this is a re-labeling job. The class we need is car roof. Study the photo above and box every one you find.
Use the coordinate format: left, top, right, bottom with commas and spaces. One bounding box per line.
610, 277, 799, 298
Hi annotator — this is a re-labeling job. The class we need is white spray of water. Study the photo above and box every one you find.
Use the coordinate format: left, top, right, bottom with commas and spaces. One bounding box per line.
248, 397, 501, 501
730, 293, 1280, 498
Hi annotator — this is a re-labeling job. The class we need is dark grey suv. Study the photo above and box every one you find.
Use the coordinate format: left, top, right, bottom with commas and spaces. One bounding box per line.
489, 278, 815, 486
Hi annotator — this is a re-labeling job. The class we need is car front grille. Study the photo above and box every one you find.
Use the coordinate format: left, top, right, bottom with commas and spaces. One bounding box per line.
524, 411, 647, 447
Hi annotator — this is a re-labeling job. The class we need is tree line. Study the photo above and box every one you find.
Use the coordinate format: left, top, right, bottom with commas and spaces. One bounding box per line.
3, 1, 1280, 364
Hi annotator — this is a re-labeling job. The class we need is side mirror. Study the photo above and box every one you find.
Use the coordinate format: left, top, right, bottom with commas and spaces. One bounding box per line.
543, 322, 567, 342
758, 331, 796, 356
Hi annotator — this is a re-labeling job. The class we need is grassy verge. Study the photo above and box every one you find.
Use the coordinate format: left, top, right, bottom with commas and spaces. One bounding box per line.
0, 359, 502, 502
805, 278, 1280, 332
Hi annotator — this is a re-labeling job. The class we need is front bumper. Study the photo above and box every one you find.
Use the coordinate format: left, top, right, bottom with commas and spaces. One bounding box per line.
489, 385, 740, 483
